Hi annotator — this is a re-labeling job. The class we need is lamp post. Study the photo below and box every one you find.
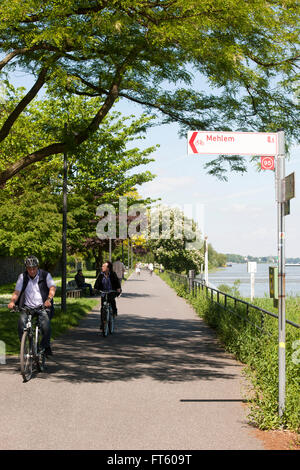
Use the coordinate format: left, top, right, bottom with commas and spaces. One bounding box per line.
61, 123, 68, 313
128, 239, 130, 270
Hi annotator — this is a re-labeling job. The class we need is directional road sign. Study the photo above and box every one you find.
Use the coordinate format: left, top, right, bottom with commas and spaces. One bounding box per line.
188, 131, 278, 156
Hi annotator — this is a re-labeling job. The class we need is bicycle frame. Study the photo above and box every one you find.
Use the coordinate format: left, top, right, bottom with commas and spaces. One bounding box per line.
23, 311, 40, 356
99, 290, 117, 337
15, 306, 48, 382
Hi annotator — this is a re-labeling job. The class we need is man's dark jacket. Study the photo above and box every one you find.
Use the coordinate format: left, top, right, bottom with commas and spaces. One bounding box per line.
75, 272, 85, 288
16, 269, 54, 318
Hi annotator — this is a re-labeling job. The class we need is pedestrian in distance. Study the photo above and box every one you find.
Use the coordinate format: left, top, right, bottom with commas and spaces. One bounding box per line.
8, 255, 56, 357
148, 262, 154, 276
135, 263, 141, 276
112, 258, 125, 285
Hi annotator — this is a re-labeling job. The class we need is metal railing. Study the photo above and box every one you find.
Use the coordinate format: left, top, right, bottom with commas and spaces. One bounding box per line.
166, 271, 300, 333
166, 271, 189, 286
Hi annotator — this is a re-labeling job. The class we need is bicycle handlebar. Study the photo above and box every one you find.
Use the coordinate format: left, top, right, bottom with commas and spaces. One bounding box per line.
98, 290, 119, 294
97, 289, 122, 297
12, 305, 50, 314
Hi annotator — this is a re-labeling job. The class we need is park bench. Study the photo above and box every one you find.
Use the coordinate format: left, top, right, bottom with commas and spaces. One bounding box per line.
66, 280, 91, 298
66, 280, 82, 298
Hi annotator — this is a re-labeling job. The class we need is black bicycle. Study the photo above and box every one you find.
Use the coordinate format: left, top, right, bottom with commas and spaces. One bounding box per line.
14, 306, 49, 382
99, 290, 118, 337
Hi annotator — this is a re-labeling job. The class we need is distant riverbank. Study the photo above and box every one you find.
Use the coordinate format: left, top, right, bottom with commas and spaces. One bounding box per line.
197, 263, 300, 298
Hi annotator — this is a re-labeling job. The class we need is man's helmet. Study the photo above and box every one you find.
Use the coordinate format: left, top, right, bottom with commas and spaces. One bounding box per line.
24, 255, 39, 268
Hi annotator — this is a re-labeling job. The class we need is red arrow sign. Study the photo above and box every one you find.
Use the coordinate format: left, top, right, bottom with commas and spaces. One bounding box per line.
187, 131, 278, 155
189, 131, 198, 153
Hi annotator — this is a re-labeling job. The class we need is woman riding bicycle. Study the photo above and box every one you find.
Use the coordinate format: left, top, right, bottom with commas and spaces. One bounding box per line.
8, 255, 56, 357
94, 261, 121, 317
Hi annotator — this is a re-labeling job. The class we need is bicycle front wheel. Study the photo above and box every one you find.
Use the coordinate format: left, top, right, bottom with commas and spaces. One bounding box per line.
20, 331, 33, 382
109, 307, 114, 334
102, 308, 109, 337
35, 327, 46, 372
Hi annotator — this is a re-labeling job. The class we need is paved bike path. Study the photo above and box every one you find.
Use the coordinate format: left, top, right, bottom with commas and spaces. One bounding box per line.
0, 271, 264, 450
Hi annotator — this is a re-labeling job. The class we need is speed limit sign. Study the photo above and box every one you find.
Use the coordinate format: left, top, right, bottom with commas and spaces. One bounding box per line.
261, 156, 275, 170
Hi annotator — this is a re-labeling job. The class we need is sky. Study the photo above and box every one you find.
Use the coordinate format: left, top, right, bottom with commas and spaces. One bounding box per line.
5, 68, 300, 259
130, 112, 300, 259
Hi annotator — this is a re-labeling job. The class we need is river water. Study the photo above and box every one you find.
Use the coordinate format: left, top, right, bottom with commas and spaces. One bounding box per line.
197, 263, 300, 298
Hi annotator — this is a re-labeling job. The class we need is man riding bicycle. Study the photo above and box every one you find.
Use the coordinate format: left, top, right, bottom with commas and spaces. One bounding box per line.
8, 255, 56, 357
94, 261, 121, 318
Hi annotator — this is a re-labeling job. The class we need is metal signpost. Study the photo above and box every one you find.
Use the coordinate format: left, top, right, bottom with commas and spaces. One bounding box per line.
188, 129, 295, 419
275, 132, 287, 418
275, 131, 295, 417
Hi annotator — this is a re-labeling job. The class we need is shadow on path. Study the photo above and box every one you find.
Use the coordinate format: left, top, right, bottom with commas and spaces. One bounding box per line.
120, 292, 153, 298
11, 311, 242, 385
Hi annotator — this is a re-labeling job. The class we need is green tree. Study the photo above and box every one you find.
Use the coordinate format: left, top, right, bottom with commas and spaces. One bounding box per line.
0, 186, 62, 270
0, 0, 299, 185
208, 243, 227, 268
0, 96, 157, 268
226, 253, 245, 263
148, 206, 204, 274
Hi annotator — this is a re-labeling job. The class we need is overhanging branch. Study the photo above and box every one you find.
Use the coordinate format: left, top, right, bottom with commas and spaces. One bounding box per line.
0, 142, 65, 188
118, 90, 195, 127
0, 67, 49, 143
0, 45, 142, 187
20, 1, 110, 23
247, 52, 300, 69
0, 75, 121, 187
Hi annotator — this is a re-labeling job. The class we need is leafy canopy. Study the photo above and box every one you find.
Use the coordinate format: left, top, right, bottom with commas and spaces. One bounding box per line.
0, 0, 299, 184
0, 93, 157, 267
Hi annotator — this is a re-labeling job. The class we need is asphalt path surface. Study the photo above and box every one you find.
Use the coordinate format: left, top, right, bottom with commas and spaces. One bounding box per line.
0, 271, 264, 450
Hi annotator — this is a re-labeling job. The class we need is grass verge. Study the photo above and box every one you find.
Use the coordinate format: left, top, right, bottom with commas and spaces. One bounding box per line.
0, 298, 98, 356
159, 271, 300, 434
0, 267, 130, 357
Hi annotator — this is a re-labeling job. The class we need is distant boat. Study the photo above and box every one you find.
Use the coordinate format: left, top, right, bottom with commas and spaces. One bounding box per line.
226, 263, 233, 267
